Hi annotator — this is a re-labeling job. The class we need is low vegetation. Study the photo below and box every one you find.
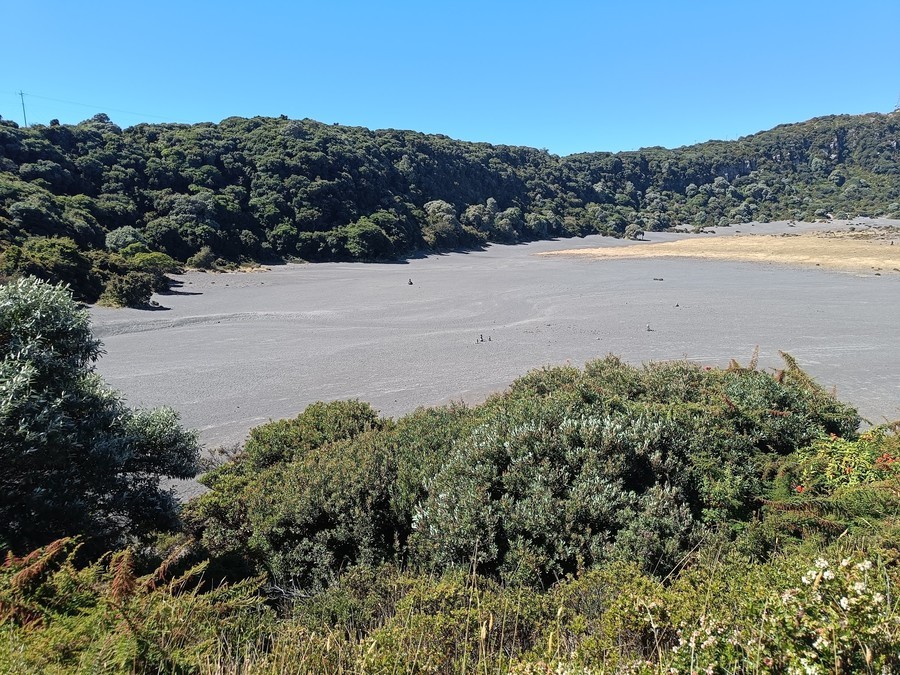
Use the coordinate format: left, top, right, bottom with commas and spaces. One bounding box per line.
1, 278, 897, 672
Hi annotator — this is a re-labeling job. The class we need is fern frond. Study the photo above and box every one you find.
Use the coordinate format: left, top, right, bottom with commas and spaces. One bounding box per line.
109, 549, 136, 602
10, 538, 71, 592
167, 560, 210, 594
748, 345, 759, 371
143, 541, 192, 592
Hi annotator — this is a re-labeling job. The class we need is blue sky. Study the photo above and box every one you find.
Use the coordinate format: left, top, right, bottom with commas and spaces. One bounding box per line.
3, 0, 898, 155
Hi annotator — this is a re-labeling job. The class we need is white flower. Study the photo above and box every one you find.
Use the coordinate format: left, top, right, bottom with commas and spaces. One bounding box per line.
798, 657, 819, 675
853, 581, 866, 593
822, 570, 835, 580
856, 560, 873, 571
802, 571, 816, 585
840, 558, 851, 567
873, 593, 885, 604
813, 635, 829, 651
840, 597, 850, 610
814, 558, 829, 569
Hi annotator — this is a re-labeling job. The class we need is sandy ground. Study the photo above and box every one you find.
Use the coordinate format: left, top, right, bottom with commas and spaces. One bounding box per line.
89, 219, 900, 497
542, 221, 900, 274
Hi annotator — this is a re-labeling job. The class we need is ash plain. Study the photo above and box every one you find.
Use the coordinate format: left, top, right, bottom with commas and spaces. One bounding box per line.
91, 221, 900, 481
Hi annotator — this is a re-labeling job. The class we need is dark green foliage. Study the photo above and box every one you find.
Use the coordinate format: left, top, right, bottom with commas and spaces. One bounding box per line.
410, 357, 859, 584
241, 399, 382, 470
187, 354, 861, 593
0, 236, 99, 300
125, 251, 180, 290
185, 244, 216, 269
0, 277, 200, 554
104, 225, 145, 251
2, 112, 898, 298
246, 433, 398, 593
184, 401, 389, 591
98, 270, 155, 307
0, 236, 178, 304
184, 402, 473, 592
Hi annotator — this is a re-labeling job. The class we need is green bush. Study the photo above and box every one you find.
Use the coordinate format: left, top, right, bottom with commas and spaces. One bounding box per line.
241, 399, 382, 470
0, 236, 100, 301
98, 271, 155, 307
0, 277, 200, 553
184, 401, 393, 590
185, 354, 864, 595
186, 245, 216, 269
104, 225, 146, 252
410, 356, 860, 584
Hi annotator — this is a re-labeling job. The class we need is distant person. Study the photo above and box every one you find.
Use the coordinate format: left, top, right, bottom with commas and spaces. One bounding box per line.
408, 278, 413, 285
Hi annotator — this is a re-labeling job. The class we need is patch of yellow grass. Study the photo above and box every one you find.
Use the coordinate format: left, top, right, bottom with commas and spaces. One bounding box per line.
541, 231, 900, 274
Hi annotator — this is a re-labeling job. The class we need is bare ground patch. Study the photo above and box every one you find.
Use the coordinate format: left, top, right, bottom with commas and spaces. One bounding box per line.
541, 226, 900, 274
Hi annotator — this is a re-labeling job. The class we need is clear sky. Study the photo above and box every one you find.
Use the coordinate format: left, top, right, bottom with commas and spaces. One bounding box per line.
3, 0, 898, 156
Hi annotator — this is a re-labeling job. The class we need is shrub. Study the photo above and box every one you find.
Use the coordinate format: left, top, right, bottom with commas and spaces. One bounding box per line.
185, 355, 863, 594
240, 399, 382, 470
0, 236, 99, 301
104, 225, 145, 252
409, 357, 860, 584
0, 277, 200, 553
186, 245, 216, 269
184, 401, 392, 591
98, 271, 155, 307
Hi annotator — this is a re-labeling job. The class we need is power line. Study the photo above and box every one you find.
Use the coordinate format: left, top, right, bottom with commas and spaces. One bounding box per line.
12, 91, 190, 124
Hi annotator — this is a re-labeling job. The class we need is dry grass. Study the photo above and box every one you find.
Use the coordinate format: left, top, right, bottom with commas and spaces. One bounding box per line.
541, 226, 900, 274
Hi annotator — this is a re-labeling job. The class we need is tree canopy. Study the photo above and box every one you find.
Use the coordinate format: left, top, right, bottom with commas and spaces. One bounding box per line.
0, 112, 898, 299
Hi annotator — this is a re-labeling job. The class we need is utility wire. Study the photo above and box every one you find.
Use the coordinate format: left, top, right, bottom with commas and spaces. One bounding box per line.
11, 91, 191, 124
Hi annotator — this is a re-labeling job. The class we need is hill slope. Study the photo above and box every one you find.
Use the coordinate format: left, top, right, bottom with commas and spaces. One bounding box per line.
0, 112, 898, 296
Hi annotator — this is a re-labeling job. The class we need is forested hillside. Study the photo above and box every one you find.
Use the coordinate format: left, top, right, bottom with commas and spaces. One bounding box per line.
0, 112, 898, 301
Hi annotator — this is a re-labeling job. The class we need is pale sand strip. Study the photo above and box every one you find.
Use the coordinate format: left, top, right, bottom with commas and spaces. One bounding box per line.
540, 233, 900, 274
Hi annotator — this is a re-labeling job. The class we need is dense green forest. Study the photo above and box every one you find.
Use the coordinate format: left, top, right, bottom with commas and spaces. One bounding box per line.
0, 111, 898, 302
1, 279, 897, 672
